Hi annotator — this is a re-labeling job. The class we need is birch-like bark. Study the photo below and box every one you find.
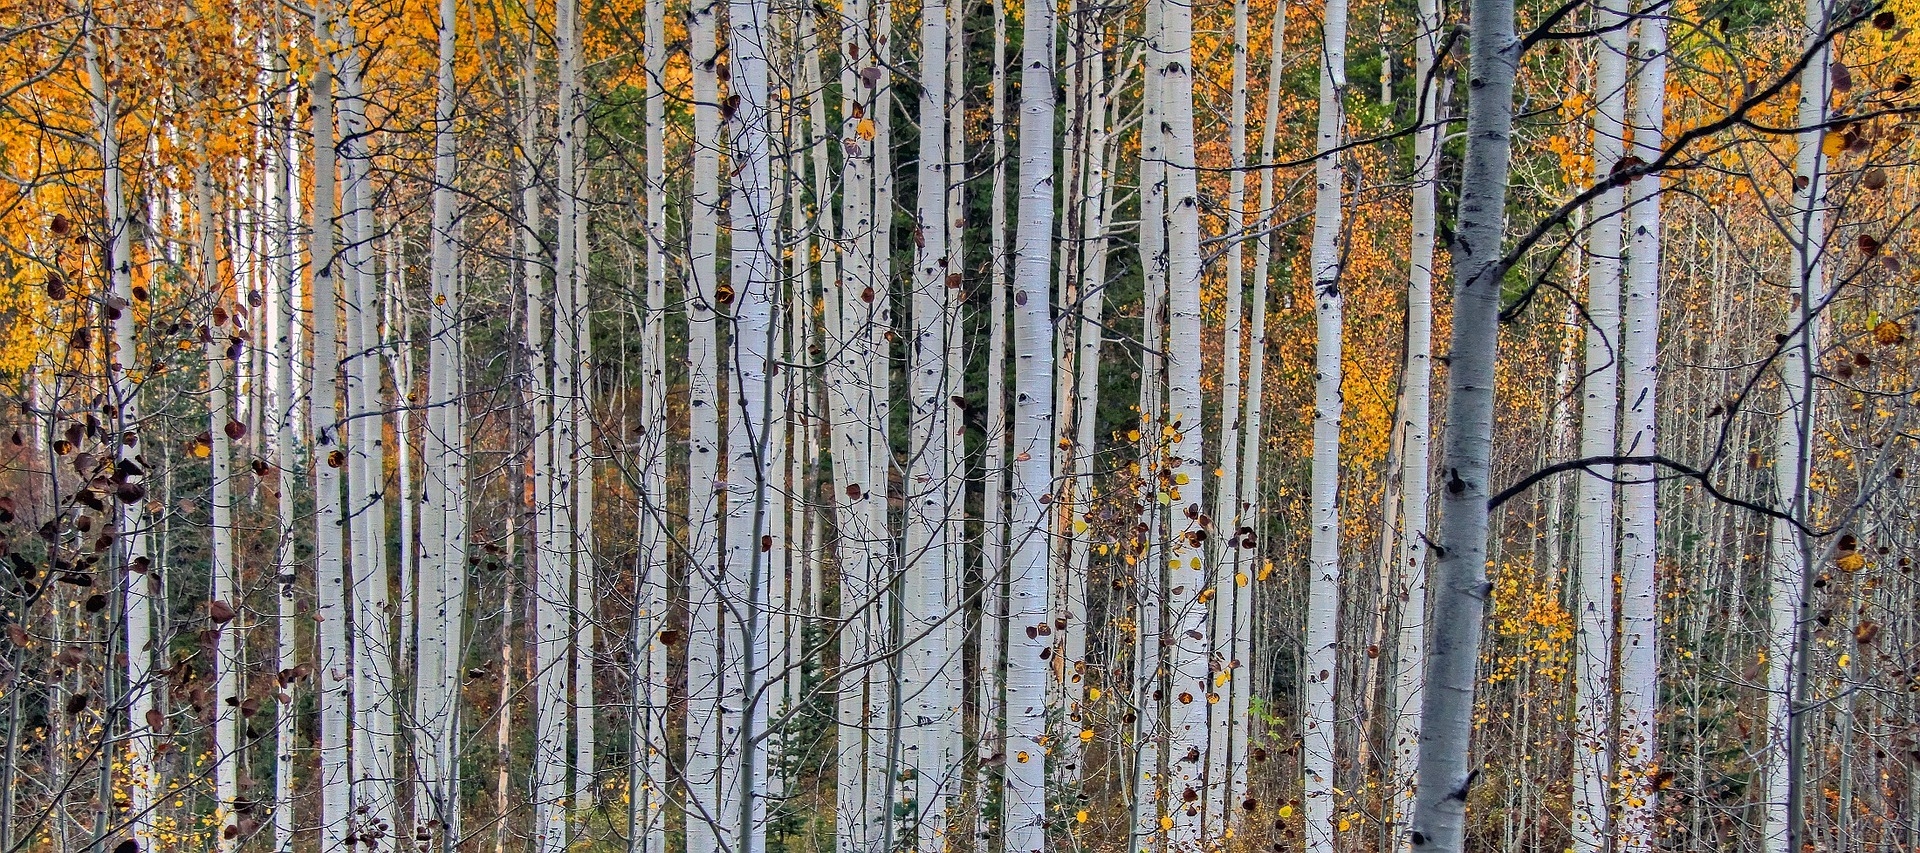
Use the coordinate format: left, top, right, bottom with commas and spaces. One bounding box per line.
1409, 0, 1519, 845
336, 27, 398, 841
1573, 3, 1629, 847
723, 0, 779, 846
977, 0, 1011, 789
1231, 0, 1286, 825
82, 21, 157, 847
633, 0, 671, 846
269, 41, 301, 852
306, 12, 354, 851
1160, 0, 1212, 835
416, 0, 465, 841
1206, 0, 1251, 824
683, 0, 726, 841
904, 0, 959, 840
1002, 0, 1058, 844
1132, 0, 1169, 841
196, 156, 242, 853
1389, 0, 1439, 836
1302, 0, 1348, 847
1615, 12, 1667, 853
1767, 0, 1831, 848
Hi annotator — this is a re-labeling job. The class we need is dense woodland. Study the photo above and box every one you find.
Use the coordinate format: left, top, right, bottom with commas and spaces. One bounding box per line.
2, 0, 1919, 851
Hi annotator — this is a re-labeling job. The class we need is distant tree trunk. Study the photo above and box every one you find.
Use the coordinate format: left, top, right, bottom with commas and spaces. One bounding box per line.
1573, 4, 1629, 848
1302, 0, 1348, 846
1615, 12, 1667, 853
1388, 0, 1439, 838
1001, 0, 1058, 843
1768, 0, 1831, 848
1408, 0, 1519, 844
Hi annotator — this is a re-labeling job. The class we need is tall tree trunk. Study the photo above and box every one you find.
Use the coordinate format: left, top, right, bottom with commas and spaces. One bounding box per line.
977, 0, 1011, 806
1389, 0, 1439, 837
632, 0, 671, 846
269, 39, 301, 852
1132, 0, 1168, 841
904, 0, 958, 840
1206, 0, 1250, 824
1407, 0, 1519, 844
1001, 0, 1058, 843
1302, 0, 1348, 847
1615, 12, 1667, 853
1768, 0, 1831, 848
1573, 4, 1629, 847
306, 12, 354, 851
1160, 0, 1211, 835
197, 155, 243, 853
416, 0, 465, 842
683, 0, 726, 841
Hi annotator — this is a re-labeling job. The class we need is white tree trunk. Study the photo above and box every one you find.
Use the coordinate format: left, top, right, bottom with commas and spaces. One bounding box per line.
977, 0, 1011, 794
1616, 13, 1667, 853
415, 0, 465, 841
1160, 0, 1211, 836
196, 157, 243, 853
1302, 0, 1347, 846
1132, 0, 1168, 841
1206, 0, 1251, 826
904, 0, 959, 841
1409, 0, 1519, 845
1002, 0, 1058, 844
269, 45, 301, 851
306, 14, 354, 851
683, 0, 726, 843
1573, 5, 1629, 848
722, 0, 779, 848
1766, 1, 1830, 848
633, 0, 671, 845
1389, 0, 1439, 837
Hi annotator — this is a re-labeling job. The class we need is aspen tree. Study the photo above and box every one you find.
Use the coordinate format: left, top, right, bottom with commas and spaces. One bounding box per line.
1410, 0, 1520, 844
1002, 0, 1059, 843
977, 0, 1012, 793
632, 0, 671, 844
1303, 0, 1348, 845
1132, 0, 1169, 842
1231, 0, 1287, 824
723, 0, 780, 844
1767, 0, 1831, 848
552, 0, 592, 808
416, 0, 465, 840
307, 8, 355, 850
683, 0, 727, 841
198, 159, 241, 853
1573, 3, 1629, 846
1389, 0, 1439, 836
268, 39, 301, 852
1205, 0, 1251, 822
904, 0, 959, 838
336, 25, 397, 840
81, 17, 157, 846
1615, 10, 1667, 853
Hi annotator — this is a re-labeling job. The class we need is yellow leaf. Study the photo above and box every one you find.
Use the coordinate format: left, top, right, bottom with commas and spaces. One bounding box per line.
1338, 818, 1351, 832
1076, 810, 1089, 824
1837, 653, 1850, 669
1236, 572, 1249, 587
1822, 131, 1846, 157
1159, 817, 1173, 832
1279, 805, 1293, 819
1073, 520, 1089, 534
1127, 429, 1141, 441
856, 118, 876, 140
1174, 472, 1190, 485
1837, 552, 1866, 571
1079, 729, 1095, 742
1259, 560, 1275, 581
1088, 687, 1102, 701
